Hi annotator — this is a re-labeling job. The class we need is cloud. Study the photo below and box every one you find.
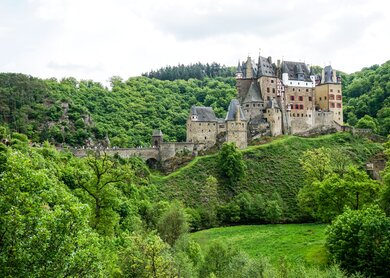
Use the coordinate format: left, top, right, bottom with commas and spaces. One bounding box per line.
0, 0, 389, 82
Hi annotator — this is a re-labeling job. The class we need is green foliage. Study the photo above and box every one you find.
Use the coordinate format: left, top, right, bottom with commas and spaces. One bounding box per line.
155, 133, 383, 223
326, 206, 390, 277
355, 114, 379, 133
218, 142, 245, 184
298, 147, 381, 222
118, 232, 177, 277
158, 201, 189, 246
0, 149, 114, 276
300, 147, 332, 183
142, 62, 235, 80
343, 60, 390, 135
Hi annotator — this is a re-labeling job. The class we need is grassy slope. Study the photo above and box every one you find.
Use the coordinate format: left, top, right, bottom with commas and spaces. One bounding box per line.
152, 133, 383, 221
190, 224, 327, 266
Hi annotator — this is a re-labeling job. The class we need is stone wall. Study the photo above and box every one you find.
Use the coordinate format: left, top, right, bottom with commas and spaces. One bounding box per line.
69, 147, 160, 160
186, 119, 218, 148
258, 76, 278, 101
313, 111, 335, 127
225, 120, 247, 149
264, 107, 282, 136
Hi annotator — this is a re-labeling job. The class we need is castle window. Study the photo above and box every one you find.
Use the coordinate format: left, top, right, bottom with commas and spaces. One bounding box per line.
301, 113, 304, 117
272, 88, 275, 93
253, 104, 256, 107
338, 89, 340, 93
298, 82, 300, 85
298, 89, 301, 92
295, 104, 299, 109
246, 104, 249, 107
205, 136, 207, 139
306, 83, 308, 86
319, 97, 322, 101
330, 102, 335, 108
325, 96, 327, 100
267, 96, 270, 101
330, 94, 335, 100
293, 88, 295, 91
271, 80, 274, 83
267, 87, 270, 93
330, 89, 333, 92
309, 114, 311, 118
219, 125, 225, 128
290, 82, 292, 85
299, 96, 303, 101
308, 96, 312, 101
297, 113, 300, 117
290, 96, 295, 101
300, 104, 304, 109
306, 89, 309, 92
199, 123, 201, 126
293, 113, 295, 117
337, 103, 342, 108
336, 95, 342, 100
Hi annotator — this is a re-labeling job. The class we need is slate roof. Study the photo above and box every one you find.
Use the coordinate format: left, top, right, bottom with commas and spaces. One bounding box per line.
241, 58, 258, 78
243, 81, 263, 103
323, 65, 335, 83
190, 106, 217, 121
258, 56, 276, 77
225, 99, 246, 121
281, 61, 311, 81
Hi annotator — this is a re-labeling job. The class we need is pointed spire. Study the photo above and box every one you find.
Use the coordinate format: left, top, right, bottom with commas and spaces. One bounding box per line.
236, 60, 242, 73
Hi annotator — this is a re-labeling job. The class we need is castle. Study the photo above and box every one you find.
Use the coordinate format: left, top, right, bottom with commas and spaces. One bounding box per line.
186, 54, 343, 149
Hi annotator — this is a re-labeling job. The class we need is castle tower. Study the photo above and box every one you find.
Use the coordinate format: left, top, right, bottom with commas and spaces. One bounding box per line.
315, 65, 343, 125
225, 99, 247, 149
264, 98, 283, 136
151, 130, 163, 148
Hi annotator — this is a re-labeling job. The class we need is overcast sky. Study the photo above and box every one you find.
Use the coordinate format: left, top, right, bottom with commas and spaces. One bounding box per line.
0, 0, 389, 84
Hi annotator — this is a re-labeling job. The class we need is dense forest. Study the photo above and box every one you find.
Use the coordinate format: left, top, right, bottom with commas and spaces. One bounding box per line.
142, 62, 236, 80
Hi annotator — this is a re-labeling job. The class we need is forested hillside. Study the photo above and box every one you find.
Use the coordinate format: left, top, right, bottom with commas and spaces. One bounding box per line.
0, 60, 388, 148
0, 74, 236, 146
343, 61, 390, 134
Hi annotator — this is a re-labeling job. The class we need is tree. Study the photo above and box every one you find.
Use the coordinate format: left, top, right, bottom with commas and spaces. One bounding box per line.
355, 114, 379, 133
0, 149, 114, 277
299, 147, 332, 184
63, 152, 133, 236
218, 142, 245, 184
298, 166, 380, 222
326, 206, 390, 277
119, 232, 177, 277
158, 201, 189, 246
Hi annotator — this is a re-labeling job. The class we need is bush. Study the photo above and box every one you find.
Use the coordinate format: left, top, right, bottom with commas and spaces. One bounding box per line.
326, 206, 390, 277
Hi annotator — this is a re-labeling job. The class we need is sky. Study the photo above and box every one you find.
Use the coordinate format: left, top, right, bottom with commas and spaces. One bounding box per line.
0, 0, 389, 85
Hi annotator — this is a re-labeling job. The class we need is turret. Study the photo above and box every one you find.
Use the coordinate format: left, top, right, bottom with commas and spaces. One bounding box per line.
151, 130, 163, 148
235, 60, 243, 79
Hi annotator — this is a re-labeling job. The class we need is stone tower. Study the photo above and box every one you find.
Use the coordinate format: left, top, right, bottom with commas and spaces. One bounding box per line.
225, 99, 247, 149
151, 130, 163, 148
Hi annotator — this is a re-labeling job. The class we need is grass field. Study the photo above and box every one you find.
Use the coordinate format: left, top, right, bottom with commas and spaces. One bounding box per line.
190, 223, 328, 266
